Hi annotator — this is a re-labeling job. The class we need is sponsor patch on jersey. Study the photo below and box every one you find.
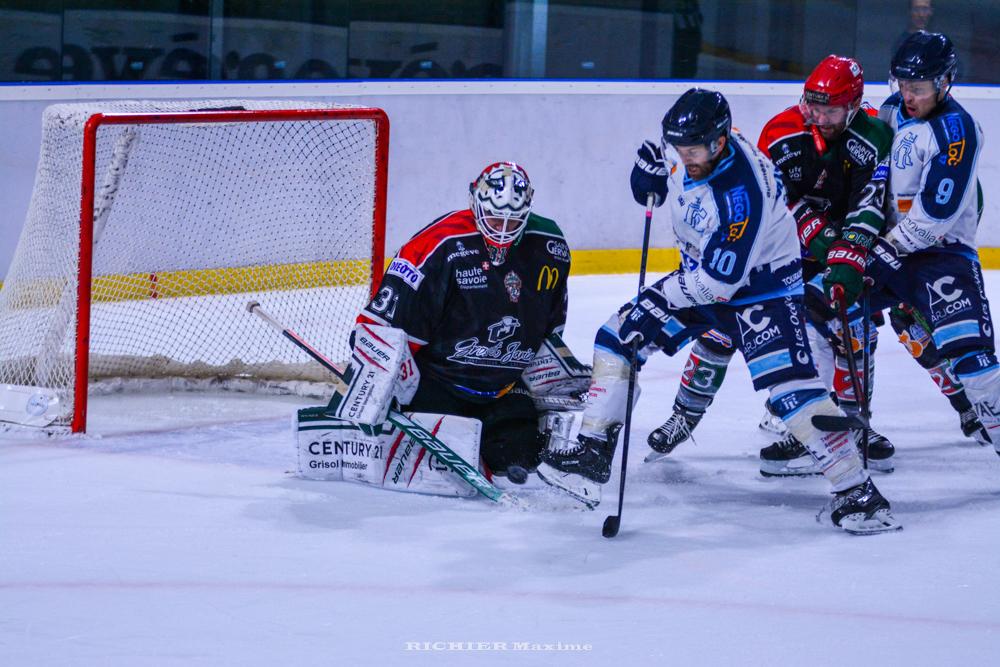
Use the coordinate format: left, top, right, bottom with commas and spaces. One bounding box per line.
943, 113, 965, 143
846, 137, 876, 165
455, 266, 488, 289
537, 265, 559, 291
724, 185, 750, 241
546, 239, 570, 262
446, 240, 480, 262
872, 161, 889, 181
386, 258, 425, 290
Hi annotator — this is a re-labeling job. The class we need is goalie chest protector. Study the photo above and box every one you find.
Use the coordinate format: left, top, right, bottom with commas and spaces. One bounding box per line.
360, 210, 570, 399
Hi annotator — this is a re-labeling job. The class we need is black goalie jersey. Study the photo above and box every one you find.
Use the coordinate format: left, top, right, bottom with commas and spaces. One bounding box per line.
359, 209, 570, 400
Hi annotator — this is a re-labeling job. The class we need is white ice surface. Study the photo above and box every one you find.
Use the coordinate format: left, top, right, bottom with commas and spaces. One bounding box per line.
3, 273, 1000, 666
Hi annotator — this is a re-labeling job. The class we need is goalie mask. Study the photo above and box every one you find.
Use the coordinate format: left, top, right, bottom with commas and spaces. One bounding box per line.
469, 161, 533, 265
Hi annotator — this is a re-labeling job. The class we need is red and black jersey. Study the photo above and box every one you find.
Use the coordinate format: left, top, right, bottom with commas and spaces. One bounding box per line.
758, 105, 893, 275
359, 209, 569, 401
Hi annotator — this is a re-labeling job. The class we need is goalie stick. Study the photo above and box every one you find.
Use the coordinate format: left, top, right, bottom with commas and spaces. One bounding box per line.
246, 301, 518, 507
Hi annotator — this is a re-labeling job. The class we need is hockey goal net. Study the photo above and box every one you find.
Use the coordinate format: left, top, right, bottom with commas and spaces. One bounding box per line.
0, 100, 388, 433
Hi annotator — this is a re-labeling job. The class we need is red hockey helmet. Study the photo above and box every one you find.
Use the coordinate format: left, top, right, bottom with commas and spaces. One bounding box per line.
800, 55, 865, 133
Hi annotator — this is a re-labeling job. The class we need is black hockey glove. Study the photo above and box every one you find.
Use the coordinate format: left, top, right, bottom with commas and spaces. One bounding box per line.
619, 286, 674, 347
865, 237, 904, 291
630, 140, 668, 207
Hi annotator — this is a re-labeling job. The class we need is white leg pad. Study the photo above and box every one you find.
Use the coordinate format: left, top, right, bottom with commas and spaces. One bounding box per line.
296, 409, 482, 497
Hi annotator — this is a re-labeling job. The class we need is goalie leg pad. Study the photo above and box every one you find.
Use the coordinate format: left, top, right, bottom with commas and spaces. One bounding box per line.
295, 408, 482, 497
768, 380, 867, 492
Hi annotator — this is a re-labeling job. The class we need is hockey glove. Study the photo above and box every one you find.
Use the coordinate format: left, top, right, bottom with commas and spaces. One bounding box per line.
793, 204, 837, 262
618, 286, 674, 347
865, 237, 904, 290
630, 140, 668, 207
823, 239, 867, 306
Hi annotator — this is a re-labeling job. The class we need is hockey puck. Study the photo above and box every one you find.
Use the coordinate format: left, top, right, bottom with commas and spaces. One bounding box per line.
506, 465, 529, 485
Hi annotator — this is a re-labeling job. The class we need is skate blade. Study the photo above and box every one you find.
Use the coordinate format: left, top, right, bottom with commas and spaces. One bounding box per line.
759, 457, 821, 478
865, 460, 895, 474
536, 463, 600, 510
818, 508, 903, 535
644, 450, 670, 464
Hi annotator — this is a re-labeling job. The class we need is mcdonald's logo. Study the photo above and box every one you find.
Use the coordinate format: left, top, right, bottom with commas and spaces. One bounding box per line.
537, 265, 559, 290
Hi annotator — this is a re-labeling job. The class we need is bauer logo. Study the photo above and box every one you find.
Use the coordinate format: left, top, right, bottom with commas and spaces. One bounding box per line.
387, 258, 425, 290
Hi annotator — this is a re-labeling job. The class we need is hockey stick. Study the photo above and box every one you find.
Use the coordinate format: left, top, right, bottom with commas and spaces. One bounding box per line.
811, 287, 871, 434
602, 193, 655, 539
246, 301, 517, 507
860, 283, 872, 467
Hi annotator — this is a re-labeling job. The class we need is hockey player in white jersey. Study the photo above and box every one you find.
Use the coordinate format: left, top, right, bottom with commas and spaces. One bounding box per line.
825, 31, 1000, 456
538, 88, 900, 534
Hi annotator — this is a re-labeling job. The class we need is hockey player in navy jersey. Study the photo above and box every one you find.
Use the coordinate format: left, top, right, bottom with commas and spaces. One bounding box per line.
826, 31, 1000, 457
537, 88, 900, 533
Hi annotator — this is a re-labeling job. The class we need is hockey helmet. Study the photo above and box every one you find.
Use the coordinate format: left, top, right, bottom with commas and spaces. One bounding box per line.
891, 30, 958, 86
469, 161, 533, 264
661, 88, 732, 152
800, 55, 865, 128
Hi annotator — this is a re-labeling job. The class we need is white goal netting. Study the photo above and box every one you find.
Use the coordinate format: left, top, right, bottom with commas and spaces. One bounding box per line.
0, 99, 386, 430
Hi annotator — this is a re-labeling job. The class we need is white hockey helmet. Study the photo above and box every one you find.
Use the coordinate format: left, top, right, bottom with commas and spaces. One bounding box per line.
469, 161, 533, 264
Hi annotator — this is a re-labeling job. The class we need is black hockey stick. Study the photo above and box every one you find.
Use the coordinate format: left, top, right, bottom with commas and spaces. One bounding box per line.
811, 287, 871, 434
246, 301, 518, 507
860, 282, 872, 467
603, 193, 655, 539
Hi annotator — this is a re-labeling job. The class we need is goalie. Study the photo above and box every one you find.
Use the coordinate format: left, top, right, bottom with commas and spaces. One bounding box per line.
298, 161, 589, 496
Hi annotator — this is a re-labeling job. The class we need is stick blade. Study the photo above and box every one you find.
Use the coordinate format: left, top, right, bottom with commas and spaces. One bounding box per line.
811, 414, 868, 432
602, 515, 621, 538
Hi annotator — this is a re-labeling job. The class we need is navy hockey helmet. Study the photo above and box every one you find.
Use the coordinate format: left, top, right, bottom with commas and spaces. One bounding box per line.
661, 88, 732, 151
890, 30, 958, 85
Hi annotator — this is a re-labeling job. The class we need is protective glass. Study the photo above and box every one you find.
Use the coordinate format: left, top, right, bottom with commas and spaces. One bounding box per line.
889, 77, 939, 100
799, 100, 850, 127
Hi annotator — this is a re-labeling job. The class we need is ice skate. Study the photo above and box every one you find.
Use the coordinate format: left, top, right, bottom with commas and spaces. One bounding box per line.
644, 407, 701, 463
537, 432, 614, 509
854, 427, 895, 472
959, 407, 991, 446
759, 433, 821, 477
818, 478, 902, 535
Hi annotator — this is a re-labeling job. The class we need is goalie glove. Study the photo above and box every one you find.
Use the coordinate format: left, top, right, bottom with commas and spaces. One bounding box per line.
326, 323, 420, 427
522, 332, 592, 411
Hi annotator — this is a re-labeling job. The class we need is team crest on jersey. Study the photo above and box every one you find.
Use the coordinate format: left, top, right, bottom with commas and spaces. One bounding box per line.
894, 132, 917, 170
487, 316, 520, 343
683, 197, 710, 233
504, 271, 522, 302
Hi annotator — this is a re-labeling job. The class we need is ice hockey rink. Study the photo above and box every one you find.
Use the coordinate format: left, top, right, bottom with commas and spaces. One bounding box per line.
2, 272, 999, 666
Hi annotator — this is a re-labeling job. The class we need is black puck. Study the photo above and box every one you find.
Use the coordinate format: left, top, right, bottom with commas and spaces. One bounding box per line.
506, 465, 529, 485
